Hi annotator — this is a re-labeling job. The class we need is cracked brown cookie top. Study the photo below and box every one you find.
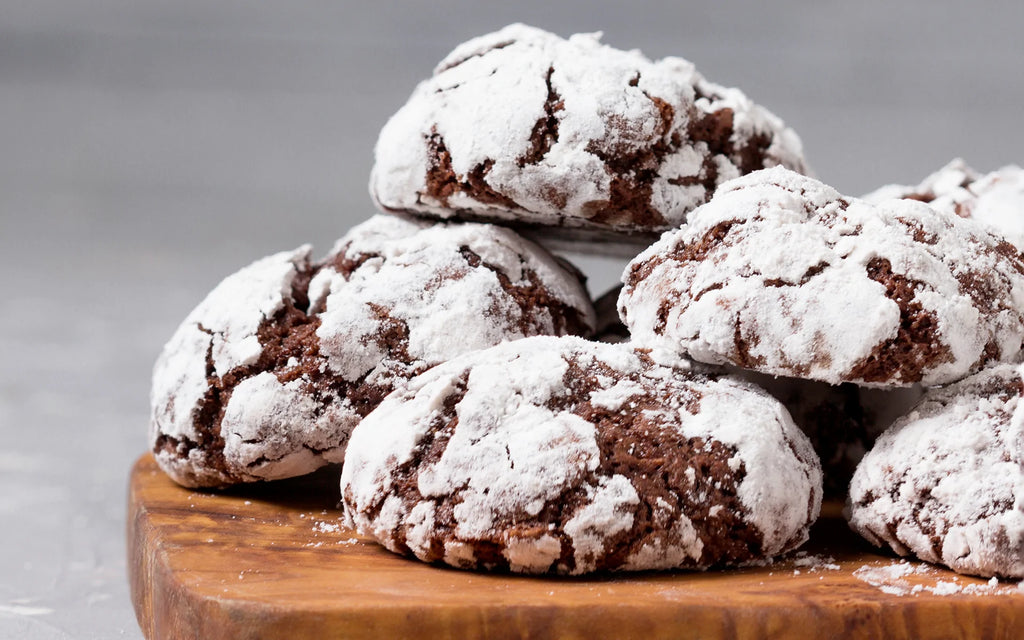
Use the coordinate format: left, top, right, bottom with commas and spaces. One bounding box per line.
848, 363, 1024, 578
150, 215, 596, 488
619, 167, 1024, 387
340, 336, 822, 575
369, 24, 807, 246
864, 158, 1024, 251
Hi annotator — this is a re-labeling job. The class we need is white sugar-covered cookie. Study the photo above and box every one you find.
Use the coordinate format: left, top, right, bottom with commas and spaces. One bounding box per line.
341, 336, 822, 574
848, 363, 1024, 578
619, 167, 1024, 387
370, 24, 807, 245
865, 159, 1024, 251
150, 216, 595, 488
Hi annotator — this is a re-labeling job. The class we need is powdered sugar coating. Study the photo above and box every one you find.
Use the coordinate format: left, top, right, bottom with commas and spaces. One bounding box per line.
312, 215, 595, 390
848, 363, 1024, 578
150, 216, 595, 488
370, 24, 807, 240
150, 246, 314, 487
341, 336, 822, 574
619, 167, 1024, 387
865, 159, 1024, 251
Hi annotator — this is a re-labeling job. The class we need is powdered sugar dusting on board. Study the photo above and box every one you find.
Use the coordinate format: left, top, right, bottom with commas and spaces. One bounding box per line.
854, 560, 1021, 596
371, 23, 807, 235
341, 335, 821, 574
790, 551, 841, 572
620, 166, 1024, 387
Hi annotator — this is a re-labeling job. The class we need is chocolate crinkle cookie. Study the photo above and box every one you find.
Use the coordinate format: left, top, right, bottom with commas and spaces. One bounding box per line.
370, 23, 807, 244
848, 363, 1024, 578
864, 158, 1024, 251
340, 336, 822, 575
619, 166, 1024, 387
150, 216, 596, 488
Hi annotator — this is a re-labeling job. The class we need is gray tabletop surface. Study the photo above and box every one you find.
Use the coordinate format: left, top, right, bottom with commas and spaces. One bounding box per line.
3, 1, 1024, 637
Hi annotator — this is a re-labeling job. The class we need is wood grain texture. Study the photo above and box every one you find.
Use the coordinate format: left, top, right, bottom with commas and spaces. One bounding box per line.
127, 453, 1024, 640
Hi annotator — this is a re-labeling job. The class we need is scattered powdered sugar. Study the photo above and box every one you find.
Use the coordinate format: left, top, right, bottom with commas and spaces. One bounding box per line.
341, 335, 821, 574
790, 551, 841, 572
854, 560, 1021, 597
371, 23, 806, 234
739, 550, 841, 574
854, 560, 922, 595
620, 166, 1024, 388
928, 580, 964, 596
849, 363, 1024, 578
305, 513, 360, 547
312, 520, 341, 534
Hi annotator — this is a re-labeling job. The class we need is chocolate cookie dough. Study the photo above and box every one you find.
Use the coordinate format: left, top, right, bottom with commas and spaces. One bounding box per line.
341, 336, 822, 574
370, 23, 808, 245
848, 363, 1024, 578
619, 167, 1024, 387
150, 216, 595, 488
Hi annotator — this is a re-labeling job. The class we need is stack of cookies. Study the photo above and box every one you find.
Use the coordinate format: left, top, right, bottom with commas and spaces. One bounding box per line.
150, 24, 1024, 579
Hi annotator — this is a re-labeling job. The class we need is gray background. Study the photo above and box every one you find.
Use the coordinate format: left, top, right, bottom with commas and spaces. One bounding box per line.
3, 1, 1023, 637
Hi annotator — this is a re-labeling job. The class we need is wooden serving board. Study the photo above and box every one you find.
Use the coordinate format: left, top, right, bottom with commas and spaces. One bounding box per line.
128, 453, 1024, 639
